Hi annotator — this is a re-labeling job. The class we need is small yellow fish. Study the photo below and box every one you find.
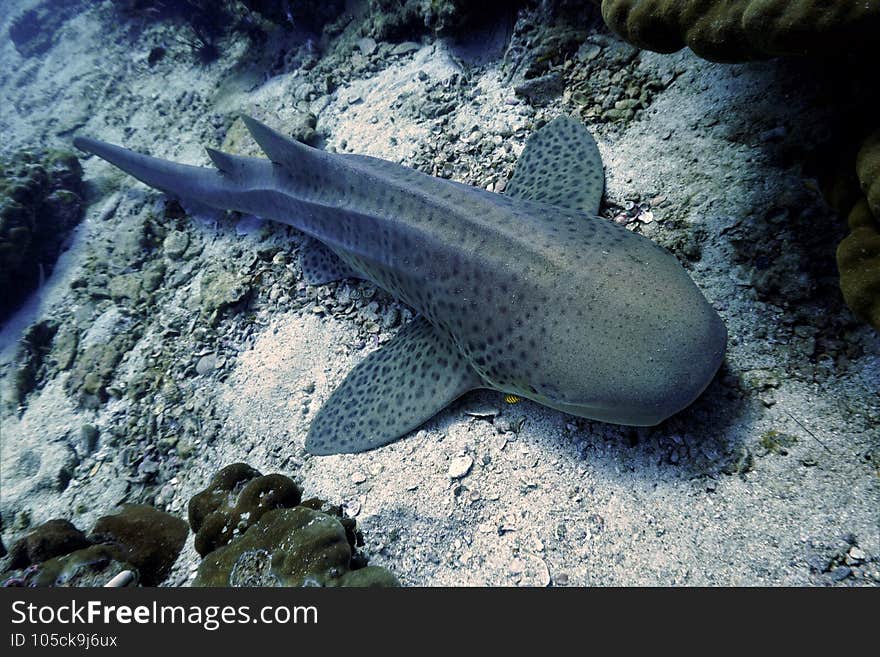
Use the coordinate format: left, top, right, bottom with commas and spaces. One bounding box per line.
504, 394, 522, 404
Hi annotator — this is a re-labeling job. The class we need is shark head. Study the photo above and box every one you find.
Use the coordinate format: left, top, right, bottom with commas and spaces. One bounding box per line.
497, 223, 727, 426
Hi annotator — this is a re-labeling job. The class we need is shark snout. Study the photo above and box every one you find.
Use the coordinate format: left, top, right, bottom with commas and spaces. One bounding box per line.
644, 308, 727, 422
550, 303, 727, 427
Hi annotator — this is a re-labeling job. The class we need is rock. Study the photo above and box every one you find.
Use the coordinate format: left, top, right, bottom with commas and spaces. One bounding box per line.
336, 566, 400, 587
0, 148, 84, 319
187, 464, 398, 586
141, 262, 165, 292
104, 570, 136, 587
294, 82, 316, 101
848, 546, 866, 562
3, 503, 187, 587
837, 131, 880, 331
599, 0, 880, 61
392, 41, 421, 56
448, 455, 473, 479
363, 0, 509, 40
162, 230, 189, 260
108, 272, 143, 303
491, 434, 508, 451
0, 436, 79, 525
199, 267, 252, 323
9, 320, 57, 404
9, 0, 80, 57
77, 424, 99, 457
357, 37, 377, 56
290, 111, 320, 147
67, 338, 129, 403
195, 354, 217, 376
601, 107, 634, 122
514, 73, 564, 106
26, 544, 138, 587
577, 43, 601, 61
155, 483, 176, 507
50, 323, 79, 371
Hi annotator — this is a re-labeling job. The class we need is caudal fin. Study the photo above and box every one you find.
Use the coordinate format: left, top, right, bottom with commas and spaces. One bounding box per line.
72, 135, 284, 218
73, 136, 228, 200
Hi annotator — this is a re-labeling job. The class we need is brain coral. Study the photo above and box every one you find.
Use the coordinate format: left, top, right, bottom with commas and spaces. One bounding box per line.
192, 507, 399, 587
597, 0, 880, 62
91, 504, 189, 586
836, 131, 880, 330
188, 463, 303, 557
2, 506, 187, 587
858, 131, 880, 219
189, 464, 398, 586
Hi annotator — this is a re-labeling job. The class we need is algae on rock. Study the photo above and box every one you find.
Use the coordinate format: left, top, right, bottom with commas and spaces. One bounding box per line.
91, 504, 189, 586
363, 0, 514, 40
7, 519, 90, 569
66, 333, 137, 407
0, 149, 84, 320
25, 544, 138, 588
199, 265, 253, 324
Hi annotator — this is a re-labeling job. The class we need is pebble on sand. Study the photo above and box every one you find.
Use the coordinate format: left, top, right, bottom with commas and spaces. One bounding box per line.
448, 455, 473, 479
195, 354, 217, 376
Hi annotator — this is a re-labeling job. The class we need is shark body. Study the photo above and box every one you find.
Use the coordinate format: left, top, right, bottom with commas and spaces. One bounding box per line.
74, 115, 727, 454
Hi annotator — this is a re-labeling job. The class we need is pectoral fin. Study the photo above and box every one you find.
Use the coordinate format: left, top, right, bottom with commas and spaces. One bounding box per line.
306, 318, 481, 455
505, 115, 604, 215
299, 238, 361, 285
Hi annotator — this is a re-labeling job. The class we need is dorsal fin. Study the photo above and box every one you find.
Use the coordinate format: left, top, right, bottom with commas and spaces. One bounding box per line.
239, 114, 320, 169
505, 115, 604, 215
204, 147, 274, 180
205, 147, 238, 173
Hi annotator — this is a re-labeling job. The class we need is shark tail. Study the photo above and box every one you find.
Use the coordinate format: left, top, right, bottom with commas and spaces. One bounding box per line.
73, 137, 238, 203
73, 116, 346, 228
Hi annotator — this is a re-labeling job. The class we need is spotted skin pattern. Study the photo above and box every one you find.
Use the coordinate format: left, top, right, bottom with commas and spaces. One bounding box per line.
299, 237, 359, 285
74, 115, 727, 455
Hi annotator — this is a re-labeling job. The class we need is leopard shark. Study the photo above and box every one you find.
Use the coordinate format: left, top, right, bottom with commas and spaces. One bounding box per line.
73, 114, 727, 455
